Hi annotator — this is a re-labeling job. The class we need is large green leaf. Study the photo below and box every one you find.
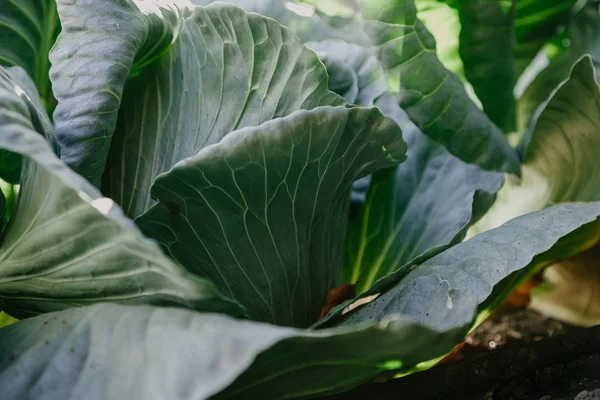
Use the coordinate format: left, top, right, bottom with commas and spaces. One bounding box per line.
310, 40, 503, 293
0, 66, 242, 318
452, 0, 517, 132
435, 0, 579, 132
469, 57, 600, 325
0, 0, 59, 104
50, 1, 400, 327
0, 303, 464, 400
493, 52, 600, 327
423, 0, 577, 77
344, 132, 502, 293
475, 55, 600, 234
10, 206, 594, 399
104, 3, 344, 218
524, 56, 600, 202
419, 0, 578, 131
49, 0, 194, 187
328, 203, 600, 331
137, 106, 406, 328
455, 0, 577, 80
518, 1, 600, 132
359, 0, 520, 174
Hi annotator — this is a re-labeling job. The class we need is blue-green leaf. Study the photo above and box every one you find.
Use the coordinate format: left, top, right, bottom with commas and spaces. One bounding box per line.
476, 55, 600, 234
50, 0, 194, 186
0, 66, 242, 318
0, 303, 463, 400
524, 56, 600, 203
335, 203, 600, 331
104, 3, 344, 218
518, 2, 600, 131
137, 106, 406, 327
359, 0, 520, 174
452, 0, 517, 132
5, 202, 600, 399
310, 40, 503, 293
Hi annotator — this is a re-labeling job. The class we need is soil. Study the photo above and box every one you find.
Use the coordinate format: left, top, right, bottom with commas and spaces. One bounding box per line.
322, 309, 600, 400
448, 309, 575, 363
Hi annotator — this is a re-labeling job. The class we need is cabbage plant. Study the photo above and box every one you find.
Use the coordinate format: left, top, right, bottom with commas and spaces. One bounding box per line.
0, 0, 600, 399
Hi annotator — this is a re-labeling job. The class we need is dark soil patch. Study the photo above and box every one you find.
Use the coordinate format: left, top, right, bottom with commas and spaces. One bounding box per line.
323, 310, 600, 400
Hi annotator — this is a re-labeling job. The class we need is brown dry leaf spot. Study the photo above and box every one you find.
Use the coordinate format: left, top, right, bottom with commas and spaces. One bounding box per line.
436, 341, 489, 366
319, 283, 357, 319
496, 272, 544, 315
